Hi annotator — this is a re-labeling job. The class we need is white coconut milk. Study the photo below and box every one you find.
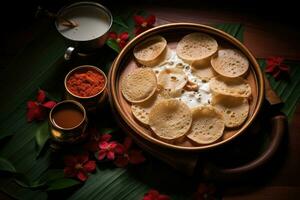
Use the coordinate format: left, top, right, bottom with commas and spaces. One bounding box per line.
57, 5, 111, 41
153, 51, 212, 108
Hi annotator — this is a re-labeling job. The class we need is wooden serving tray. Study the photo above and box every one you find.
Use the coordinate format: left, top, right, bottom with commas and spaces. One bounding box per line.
108, 23, 264, 151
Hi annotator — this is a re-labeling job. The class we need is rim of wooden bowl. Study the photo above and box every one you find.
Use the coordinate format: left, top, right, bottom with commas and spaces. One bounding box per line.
109, 23, 264, 151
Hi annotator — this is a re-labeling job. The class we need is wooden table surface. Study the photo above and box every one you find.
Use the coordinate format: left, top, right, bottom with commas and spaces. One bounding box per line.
1, 1, 299, 199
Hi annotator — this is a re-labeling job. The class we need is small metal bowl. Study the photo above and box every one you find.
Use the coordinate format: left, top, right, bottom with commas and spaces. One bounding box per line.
49, 100, 88, 144
64, 65, 107, 111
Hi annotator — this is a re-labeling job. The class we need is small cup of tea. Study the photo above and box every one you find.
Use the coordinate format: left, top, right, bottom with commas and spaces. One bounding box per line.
64, 65, 107, 111
55, 2, 113, 60
49, 100, 88, 144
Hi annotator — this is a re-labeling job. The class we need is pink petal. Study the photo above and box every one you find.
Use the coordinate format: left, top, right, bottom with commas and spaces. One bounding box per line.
107, 151, 115, 160
146, 15, 156, 26
98, 149, 107, 160
123, 136, 132, 150
26, 107, 37, 122
134, 15, 145, 25
265, 64, 276, 73
100, 134, 112, 142
109, 142, 117, 149
36, 90, 46, 103
27, 101, 37, 109
26, 106, 44, 122
108, 32, 118, 39
143, 196, 152, 200
273, 70, 281, 80
36, 106, 47, 120
114, 156, 129, 168
273, 57, 284, 64
42, 101, 56, 109
99, 141, 109, 149
115, 144, 125, 155
119, 32, 129, 41
279, 64, 290, 72
119, 40, 127, 49
129, 150, 145, 164
147, 190, 160, 198
77, 170, 88, 181
83, 160, 96, 172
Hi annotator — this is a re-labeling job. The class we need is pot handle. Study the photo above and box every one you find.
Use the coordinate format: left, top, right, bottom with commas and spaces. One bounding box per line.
64, 47, 76, 60
204, 114, 286, 177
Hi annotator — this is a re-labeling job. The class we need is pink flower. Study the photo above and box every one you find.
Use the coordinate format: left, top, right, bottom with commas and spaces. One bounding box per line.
114, 136, 145, 167
134, 15, 156, 35
64, 152, 96, 182
265, 56, 289, 80
83, 128, 112, 152
98, 140, 124, 161
26, 89, 56, 122
108, 32, 129, 49
143, 189, 170, 200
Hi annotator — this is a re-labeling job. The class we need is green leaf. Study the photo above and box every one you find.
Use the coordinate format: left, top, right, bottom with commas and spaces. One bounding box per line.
35, 121, 50, 158
106, 39, 120, 53
44, 90, 62, 102
98, 127, 117, 134
0, 132, 13, 141
113, 16, 129, 29
39, 169, 65, 183
47, 178, 81, 191
15, 176, 46, 190
0, 157, 16, 173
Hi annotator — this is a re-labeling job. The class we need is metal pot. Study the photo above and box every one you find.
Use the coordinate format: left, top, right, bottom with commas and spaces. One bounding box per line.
55, 2, 113, 60
108, 23, 265, 151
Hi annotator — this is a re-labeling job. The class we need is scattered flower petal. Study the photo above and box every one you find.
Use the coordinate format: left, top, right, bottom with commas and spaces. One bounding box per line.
134, 14, 156, 35
64, 152, 96, 182
114, 136, 145, 167
83, 128, 113, 152
98, 141, 124, 161
26, 89, 56, 122
36, 89, 46, 103
108, 31, 129, 49
265, 56, 290, 80
143, 189, 171, 200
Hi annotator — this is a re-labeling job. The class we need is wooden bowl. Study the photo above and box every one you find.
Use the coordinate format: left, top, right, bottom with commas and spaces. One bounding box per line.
108, 23, 264, 151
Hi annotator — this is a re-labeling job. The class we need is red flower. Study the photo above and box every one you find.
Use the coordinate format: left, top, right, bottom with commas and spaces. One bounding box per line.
143, 189, 170, 200
83, 129, 112, 152
265, 56, 289, 80
98, 140, 123, 161
64, 152, 96, 182
108, 32, 129, 49
26, 89, 56, 122
114, 136, 145, 167
193, 183, 217, 200
134, 15, 156, 35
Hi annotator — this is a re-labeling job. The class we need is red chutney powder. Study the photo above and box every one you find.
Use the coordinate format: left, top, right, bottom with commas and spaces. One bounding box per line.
67, 69, 105, 97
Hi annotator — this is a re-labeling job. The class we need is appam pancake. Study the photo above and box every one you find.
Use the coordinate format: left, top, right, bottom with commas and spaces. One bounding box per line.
121, 67, 157, 103
211, 49, 249, 78
187, 106, 225, 144
148, 99, 192, 140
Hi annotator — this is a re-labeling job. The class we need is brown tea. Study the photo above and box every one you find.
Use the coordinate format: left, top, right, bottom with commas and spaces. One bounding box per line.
52, 103, 84, 129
